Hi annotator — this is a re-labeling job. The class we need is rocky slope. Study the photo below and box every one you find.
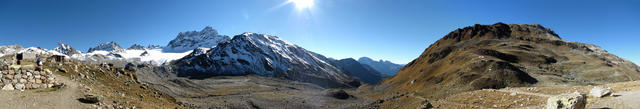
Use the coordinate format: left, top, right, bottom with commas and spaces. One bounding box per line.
172, 32, 361, 88
164, 26, 231, 52
378, 23, 640, 100
88, 41, 124, 53
357, 57, 403, 76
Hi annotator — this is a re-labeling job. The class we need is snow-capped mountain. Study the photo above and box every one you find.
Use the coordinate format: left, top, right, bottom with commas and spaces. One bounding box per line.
173, 32, 360, 88
164, 26, 231, 52
53, 43, 82, 56
0, 45, 23, 57
127, 44, 145, 50
357, 57, 404, 76
88, 41, 124, 53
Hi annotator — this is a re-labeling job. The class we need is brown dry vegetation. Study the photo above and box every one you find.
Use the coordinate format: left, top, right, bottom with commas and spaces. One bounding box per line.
365, 23, 640, 108
40, 59, 183, 108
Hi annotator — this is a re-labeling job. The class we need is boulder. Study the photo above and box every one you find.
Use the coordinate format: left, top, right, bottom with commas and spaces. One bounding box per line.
419, 100, 433, 109
14, 83, 25, 90
78, 94, 102, 104
327, 89, 352, 99
589, 86, 613, 98
546, 92, 586, 109
125, 63, 137, 71
2, 84, 14, 90
58, 67, 67, 73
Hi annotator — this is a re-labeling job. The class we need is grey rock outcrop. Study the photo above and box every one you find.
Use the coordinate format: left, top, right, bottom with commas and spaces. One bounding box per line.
546, 92, 586, 109
589, 86, 613, 98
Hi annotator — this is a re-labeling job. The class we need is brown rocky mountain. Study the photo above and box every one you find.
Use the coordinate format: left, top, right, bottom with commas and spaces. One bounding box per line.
377, 23, 640, 99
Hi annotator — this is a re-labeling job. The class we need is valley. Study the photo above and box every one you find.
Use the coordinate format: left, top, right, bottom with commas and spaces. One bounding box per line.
1, 23, 639, 109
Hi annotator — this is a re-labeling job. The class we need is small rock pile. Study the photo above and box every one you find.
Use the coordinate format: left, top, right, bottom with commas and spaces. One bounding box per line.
0, 68, 60, 91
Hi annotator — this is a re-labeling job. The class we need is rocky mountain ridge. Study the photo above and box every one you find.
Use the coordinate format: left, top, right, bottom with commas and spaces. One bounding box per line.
357, 57, 403, 76
88, 41, 124, 53
379, 23, 640, 100
172, 32, 363, 88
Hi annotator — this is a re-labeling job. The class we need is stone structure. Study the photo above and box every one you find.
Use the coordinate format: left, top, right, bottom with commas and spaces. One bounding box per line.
0, 67, 60, 91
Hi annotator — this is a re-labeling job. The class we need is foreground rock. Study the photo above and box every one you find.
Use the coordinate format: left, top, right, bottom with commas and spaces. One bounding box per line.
327, 89, 352, 99
546, 92, 586, 109
78, 94, 102, 104
1, 84, 14, 90
589, 86, 613, 98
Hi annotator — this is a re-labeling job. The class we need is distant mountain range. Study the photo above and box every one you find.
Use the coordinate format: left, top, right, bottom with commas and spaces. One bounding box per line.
357, 57, 404, 76
0, 26, 399, 88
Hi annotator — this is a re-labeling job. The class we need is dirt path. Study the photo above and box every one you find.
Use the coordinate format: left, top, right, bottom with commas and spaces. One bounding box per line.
588, 89, 640, 108
495, 89, 552, 97
0, 75, 91, 109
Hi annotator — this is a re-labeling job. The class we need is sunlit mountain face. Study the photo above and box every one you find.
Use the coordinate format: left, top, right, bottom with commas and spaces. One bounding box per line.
1, 0, 639, 108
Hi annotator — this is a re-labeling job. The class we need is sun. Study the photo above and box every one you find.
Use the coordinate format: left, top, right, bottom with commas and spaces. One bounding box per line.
289, 0, 314, 9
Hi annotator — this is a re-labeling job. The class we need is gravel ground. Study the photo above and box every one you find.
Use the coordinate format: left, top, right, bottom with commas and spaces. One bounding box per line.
0, 75, 91, 109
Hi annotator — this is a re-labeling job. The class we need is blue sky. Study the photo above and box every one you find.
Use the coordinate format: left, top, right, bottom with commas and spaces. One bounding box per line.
0, 0, 639, 64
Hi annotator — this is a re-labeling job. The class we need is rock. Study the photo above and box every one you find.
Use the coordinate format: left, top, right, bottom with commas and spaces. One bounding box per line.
546, 92, 586, 109
2, 84, 14, 90
14, 74, 20, 79
58, 67, 67, 73
79, 94, 102, 104
589, 86, 613, 98
419, 100, 433, 109
5, 75, 13, 79
31, 84, 39, 89
125, 63, 137, 71
327, 89, 351, 99
14, 83, 24, 90
19, 79, 26, 83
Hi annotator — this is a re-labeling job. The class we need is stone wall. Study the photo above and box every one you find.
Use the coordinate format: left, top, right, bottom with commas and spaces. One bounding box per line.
0, 68, 60, 91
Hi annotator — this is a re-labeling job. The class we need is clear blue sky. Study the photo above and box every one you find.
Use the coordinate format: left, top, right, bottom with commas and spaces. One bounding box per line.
1, 0, 639, 64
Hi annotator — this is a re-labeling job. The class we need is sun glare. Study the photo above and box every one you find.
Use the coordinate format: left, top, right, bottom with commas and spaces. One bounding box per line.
289, 0, 314, 9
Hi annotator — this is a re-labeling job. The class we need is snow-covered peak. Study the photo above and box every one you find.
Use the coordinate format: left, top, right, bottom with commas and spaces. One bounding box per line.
53, 43, 82, 56
174, 32, 358, 88
88, 41, 124, 53
20, 47, 65, 56
0, 45, 24, 57
164, 26, 231, 52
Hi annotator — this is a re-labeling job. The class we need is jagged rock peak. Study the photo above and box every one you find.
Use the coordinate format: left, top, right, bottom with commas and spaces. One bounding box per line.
127, 44, 145, 50
88, 41, 124, 53
147, 45, 162, 49
442, 22, 561, 43
164, 26, 231, 52
53, 43, 82, 56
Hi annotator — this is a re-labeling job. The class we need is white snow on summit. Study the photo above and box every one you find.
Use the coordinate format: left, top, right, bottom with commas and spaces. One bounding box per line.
164, 26, 230, 52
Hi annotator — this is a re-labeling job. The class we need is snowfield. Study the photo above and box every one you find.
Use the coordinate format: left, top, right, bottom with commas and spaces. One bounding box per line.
79, 49, 193, 65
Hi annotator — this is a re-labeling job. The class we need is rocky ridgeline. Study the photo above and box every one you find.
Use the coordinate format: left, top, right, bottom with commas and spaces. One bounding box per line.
0, 69, 60, 91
